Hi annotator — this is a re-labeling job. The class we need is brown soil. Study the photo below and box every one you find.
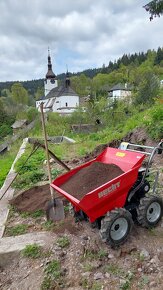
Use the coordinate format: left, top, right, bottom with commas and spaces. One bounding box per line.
60, 162, 124, 200
10, 162, 123, 212
10, 184, 53, 212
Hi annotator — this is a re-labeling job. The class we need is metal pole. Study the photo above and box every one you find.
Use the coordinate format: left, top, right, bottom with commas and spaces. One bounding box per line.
40, 103, 55, 204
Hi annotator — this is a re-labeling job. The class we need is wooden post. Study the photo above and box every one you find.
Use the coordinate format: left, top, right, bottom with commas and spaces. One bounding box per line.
40, 103, 55, 203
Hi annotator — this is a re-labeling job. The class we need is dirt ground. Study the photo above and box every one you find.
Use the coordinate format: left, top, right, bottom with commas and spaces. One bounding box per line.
1, 128, 163, 290
1, 215, 163, 290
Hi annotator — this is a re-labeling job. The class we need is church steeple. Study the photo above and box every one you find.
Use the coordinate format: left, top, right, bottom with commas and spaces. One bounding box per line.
44, 48, 58, 96
65, 69, 71, 88
46, 48, 56, 79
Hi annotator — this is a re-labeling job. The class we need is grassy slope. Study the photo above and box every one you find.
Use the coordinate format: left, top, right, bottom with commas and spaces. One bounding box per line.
0, 103, 162, 190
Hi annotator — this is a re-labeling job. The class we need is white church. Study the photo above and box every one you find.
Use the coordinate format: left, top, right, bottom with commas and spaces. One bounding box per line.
36, 51, 80, 114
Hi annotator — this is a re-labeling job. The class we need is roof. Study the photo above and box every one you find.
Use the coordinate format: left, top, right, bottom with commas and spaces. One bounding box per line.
44, 98, 56, 109
46, 69, 56, 79
11, 119, 27, 129
39, 84, 78, 101
108, 83, 132, 92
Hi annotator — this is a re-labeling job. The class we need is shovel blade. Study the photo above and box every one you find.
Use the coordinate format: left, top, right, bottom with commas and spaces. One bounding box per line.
46, 199, 65, 221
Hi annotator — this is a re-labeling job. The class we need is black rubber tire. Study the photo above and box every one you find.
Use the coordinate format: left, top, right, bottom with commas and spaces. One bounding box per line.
100, 208, 133, 248
136, 195, 163, 228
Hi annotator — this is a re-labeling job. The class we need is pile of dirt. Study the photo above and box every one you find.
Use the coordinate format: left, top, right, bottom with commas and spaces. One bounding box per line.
10, 183, 53, 212
60, 162, 124, 200
10, 162, 123, 212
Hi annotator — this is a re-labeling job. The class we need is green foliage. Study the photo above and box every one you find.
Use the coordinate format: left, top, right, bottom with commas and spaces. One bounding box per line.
0, 98, 15, 139
11, 82, 29, 105
0, 143, 20, 188
0, 124, 12, 138
105, 263, 124, 276
21, 244, 42, 259
51, 168, 63, 179
42, 221, 55, 231
16, 107, 38, 123
80, 278, 102, 290
41, 260, 62, 290
20, 209, 45, 219
134, 71, 160, 105
5, 224, 28, 236
13, 170, 45, 190
144, 104, 163, 139
56, 236, 70, 248
13, 147, 46, 189
144, 1, 163, 20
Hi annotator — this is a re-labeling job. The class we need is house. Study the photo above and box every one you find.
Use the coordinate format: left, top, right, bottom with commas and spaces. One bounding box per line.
108, 83, 132, 101
36, 50, 80, 115
11, 119, 28, 135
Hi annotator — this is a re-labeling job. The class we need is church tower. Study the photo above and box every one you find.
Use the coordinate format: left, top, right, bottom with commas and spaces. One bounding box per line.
44, 49, 58, 96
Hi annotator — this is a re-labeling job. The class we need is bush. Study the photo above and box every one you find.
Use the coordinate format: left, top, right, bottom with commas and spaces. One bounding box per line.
0, 124, 12, 138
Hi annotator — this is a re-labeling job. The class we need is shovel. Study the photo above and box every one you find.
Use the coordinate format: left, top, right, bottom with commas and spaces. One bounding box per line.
40, 103, 65, 221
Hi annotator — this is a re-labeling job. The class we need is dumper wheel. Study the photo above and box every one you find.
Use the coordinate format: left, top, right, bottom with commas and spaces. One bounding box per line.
136, 195, 163, 228
100, 208, 133, 248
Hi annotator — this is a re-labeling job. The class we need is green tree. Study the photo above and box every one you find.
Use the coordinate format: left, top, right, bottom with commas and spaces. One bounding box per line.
34, 87, 44, 100
134, 71, 160, 105
11, 83, 29, 105
144, 0, 163, 20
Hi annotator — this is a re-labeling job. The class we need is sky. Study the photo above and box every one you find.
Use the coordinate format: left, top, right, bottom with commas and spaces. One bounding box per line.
0, 0, 163, 82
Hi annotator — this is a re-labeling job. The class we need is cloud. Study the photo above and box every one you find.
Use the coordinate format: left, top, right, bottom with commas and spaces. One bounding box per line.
0, 0, 162, 81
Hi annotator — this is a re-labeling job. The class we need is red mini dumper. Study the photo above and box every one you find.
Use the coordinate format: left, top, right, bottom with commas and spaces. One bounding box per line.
51, 141, 163, 247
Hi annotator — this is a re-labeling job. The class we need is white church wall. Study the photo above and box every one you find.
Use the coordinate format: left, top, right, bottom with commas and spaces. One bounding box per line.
52, 95, 79, 112
44, 79, 58, 96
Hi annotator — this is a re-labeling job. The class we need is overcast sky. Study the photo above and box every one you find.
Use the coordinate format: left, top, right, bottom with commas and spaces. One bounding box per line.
0, 0, 163, 82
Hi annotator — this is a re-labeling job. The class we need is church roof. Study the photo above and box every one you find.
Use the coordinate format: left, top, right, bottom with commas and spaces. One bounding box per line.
108, 83, 132, 92
39, 84, 78, 101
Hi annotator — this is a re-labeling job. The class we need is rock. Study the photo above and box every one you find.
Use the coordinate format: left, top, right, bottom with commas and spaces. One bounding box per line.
149, 281, 157, 287
94, 272, 104, 280
140, 249, 150, 260
82, 272, 91, 278
150, 255, 159, 266
81, 235, 89, 241
120, 279, 127, 285
158, 251, 163, 262
138, 268, 142, 272
90, 260, 102, 269
115, 249, 122, 258
108, 254, 114, 259
105, 272, 111, 279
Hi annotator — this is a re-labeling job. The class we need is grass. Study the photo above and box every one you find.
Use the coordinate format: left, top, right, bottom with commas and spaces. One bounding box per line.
80, 278, 102, 290
105, 263, 125, 277
41, 259, 63, 290
81, 248, 108, 262
0, 141, 22, 188
21, 244, 42, 259
1, 101, 162, 193
20, 209, 45, 219
56, 236, 70, 248
41, 220, 56, 231
5, 224, 28, 236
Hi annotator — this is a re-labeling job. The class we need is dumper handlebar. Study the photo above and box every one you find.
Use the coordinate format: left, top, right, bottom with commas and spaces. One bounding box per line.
119, 140, 163, 202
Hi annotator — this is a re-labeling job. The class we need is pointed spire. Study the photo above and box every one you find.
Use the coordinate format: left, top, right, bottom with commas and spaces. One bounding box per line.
46, 48, 56, 79
65, 66, 70, 87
